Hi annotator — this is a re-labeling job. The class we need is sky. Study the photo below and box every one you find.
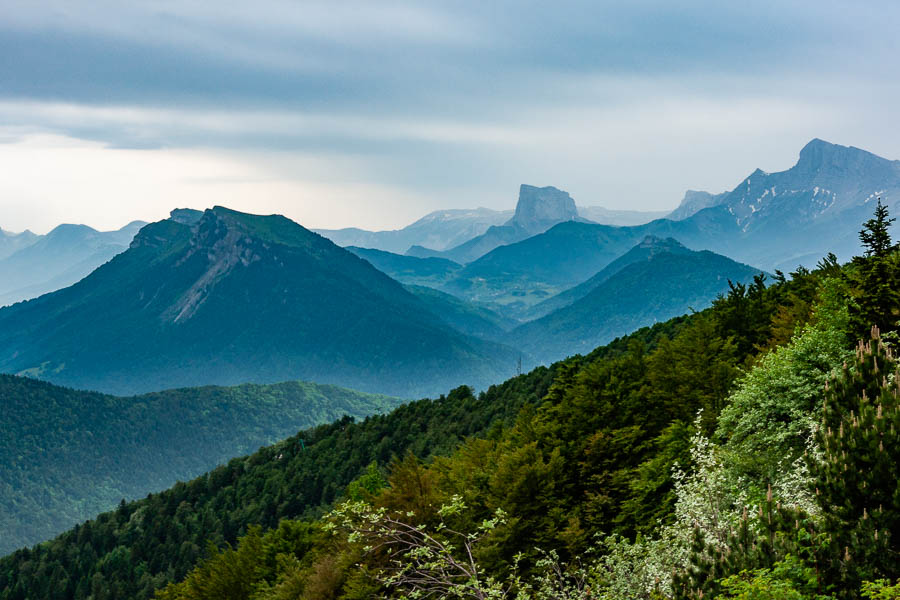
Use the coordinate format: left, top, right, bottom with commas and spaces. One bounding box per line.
2, 1, 900, 234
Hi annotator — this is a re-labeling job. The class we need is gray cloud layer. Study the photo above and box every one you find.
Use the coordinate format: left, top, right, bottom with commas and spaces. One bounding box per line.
2, 0, 899, 230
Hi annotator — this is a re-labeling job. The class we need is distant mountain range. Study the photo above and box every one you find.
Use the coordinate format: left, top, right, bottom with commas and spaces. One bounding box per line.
317, 186, 667, 256
0, 228, 39, 260
408, 185, 590, 263
0, 207, 517, 398
315, 207, 512, 254
508, 237, 765, 363
435, 139, 899, 315
0, 373, 400, 554
0, 221, 145, 306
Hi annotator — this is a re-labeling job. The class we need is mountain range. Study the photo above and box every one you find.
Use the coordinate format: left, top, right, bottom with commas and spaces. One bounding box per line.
0, 220, 145, 306
317, 186, 667, 256
0, 374, 399, 555
0, 207, 517, 398
433, 140, 899, 313
507, 237, 765, 363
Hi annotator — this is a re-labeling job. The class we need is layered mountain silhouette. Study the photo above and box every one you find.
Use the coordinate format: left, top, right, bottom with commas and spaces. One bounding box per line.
524, 235, 694, 319
0, 228, 38, 260
0, 373, 400, 554
409, 185, 586, 263
0, 221, 145, 306
446, 139, 899, 304
0, 207, 517, 397
509, 238, 765, 363
346, 246, 462, 288
316, 207, 512, 254
317, 194, 665, 258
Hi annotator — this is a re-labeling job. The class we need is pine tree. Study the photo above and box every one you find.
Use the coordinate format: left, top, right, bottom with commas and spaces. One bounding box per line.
859, 200, 895, 259
850, 201, 900, 337
673, 489, 825, 600
809, 327, 900, 593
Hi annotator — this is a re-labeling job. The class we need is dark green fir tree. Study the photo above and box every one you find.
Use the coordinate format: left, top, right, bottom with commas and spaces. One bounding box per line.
810, 326, 900, 592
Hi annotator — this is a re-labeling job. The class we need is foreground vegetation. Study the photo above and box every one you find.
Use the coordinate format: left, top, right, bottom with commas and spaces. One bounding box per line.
3, 204, 900, 599
0, 378, 399, 555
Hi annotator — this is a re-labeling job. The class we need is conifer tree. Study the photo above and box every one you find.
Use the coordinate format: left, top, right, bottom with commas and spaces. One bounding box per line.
850, 200, 900, 336
810, 327, 900, 592
673, 490, 824, 600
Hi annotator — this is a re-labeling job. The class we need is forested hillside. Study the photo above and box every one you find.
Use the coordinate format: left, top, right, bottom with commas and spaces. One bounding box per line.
4, 205, 900, 600
0, 377, 399, 555
0, 207, 517, 398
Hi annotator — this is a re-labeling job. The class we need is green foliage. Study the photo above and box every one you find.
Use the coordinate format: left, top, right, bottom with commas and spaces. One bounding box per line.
718, 556, 835, 600
848, 201, 900, 338
0, 373, 553, 599
862, 580, 900, 600
717, 277, 852, 486
0, 375, 400, 555
809, 328, 900, 589
0, 236, 850, 599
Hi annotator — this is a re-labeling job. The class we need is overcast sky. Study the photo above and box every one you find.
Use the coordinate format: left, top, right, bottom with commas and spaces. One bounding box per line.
2, 1, 899, 233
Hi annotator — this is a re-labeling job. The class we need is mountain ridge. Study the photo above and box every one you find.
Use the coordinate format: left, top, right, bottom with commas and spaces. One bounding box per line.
0, 207, 517, 397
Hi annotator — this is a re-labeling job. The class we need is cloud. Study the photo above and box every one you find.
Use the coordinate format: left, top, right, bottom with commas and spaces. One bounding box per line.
1, 1, 899, 231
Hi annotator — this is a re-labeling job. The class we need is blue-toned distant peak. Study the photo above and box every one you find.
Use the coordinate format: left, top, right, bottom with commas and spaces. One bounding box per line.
506, 184, 579, 234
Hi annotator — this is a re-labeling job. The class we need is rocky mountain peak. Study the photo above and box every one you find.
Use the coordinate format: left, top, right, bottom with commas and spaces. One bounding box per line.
507, 185, 578, 234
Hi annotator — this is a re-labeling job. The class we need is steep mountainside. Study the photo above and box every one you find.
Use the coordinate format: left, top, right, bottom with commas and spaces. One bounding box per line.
405, 284, 515, 342
524, 235, 694, 319
346, 246, 462, 287
440, 221, 648, 316
0, 374, 400, 555
0, 207, 517, 397
0, 371, 557, 598
0, 221, 145, 306
315, 208, 512, 254
509, 245, 764, 363
703, 138, 900, 269
446, 140, 900, 292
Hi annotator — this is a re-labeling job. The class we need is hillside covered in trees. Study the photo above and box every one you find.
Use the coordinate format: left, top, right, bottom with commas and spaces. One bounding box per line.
3, 204, 900, 599
0, 377, 399, 555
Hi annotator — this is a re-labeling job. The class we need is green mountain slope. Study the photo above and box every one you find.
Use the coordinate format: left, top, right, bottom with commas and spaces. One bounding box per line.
510, 245, 765, 363
0, 207, 517, 398
405, 284, 516, 342
0, 370, 556, 598
524, 235, 694, 319
0, 374, 400, 555
346, 246, 462, 287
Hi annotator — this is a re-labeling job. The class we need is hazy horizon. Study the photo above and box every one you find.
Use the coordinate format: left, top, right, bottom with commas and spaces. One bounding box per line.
3, 1, 900, 234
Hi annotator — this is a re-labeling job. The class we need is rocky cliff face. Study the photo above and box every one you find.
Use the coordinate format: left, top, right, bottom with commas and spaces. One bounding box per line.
507, 185, 579, 234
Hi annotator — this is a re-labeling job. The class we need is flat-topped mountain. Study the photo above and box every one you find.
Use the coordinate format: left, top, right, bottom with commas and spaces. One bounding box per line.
448, 140, 900, 290
0, 207, 516, 397
414, 184, 587, 263
508, 184, 579, 234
